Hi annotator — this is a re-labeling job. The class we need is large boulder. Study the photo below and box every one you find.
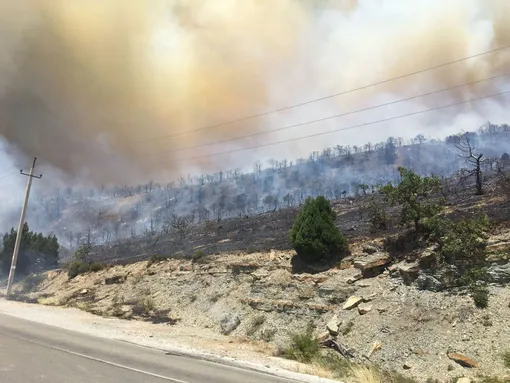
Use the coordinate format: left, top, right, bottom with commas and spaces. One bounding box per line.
353, 252, 391, 278
318, 275, 357, 304
220, 314, 241, 335
415, 274, 443, 292
343, 296, 363, 310
388, 261, 420, 285
447, 352, 480, 368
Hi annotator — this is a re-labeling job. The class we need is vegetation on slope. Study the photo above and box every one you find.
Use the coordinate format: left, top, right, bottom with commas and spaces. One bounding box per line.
289, 196, 348, 263
0, 222, 59, 276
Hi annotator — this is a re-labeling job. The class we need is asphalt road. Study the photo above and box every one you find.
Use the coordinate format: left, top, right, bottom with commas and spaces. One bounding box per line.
0, 313, 298, 383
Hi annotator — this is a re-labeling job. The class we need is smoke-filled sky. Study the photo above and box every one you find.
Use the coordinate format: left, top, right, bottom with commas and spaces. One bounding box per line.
0, 0, 509, 190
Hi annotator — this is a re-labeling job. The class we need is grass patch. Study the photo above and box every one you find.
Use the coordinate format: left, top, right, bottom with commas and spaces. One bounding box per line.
350, 365, 419, 383
67, 261, 105, 279
472, 286, 489, 309
191, 250, 206, 263
280, 325, 320, 364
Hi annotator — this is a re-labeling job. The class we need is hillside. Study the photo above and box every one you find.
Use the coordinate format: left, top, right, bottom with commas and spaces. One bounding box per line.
2, 124, 509, 257
5, 168, 510, 383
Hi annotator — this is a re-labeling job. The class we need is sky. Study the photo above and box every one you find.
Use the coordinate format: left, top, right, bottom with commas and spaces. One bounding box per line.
0, 0, 509, 198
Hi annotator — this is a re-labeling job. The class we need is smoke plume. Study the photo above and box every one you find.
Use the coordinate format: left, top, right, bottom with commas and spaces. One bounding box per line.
0, 0, 509, 185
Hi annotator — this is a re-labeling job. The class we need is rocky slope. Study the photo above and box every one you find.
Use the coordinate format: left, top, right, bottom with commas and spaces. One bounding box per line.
11, 237, 510, 382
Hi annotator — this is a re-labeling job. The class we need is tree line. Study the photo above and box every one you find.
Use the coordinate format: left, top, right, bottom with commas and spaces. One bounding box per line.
0, 223, 59, 276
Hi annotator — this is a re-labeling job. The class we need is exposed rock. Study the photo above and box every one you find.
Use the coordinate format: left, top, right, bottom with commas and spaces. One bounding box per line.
318, 331, 330, 342
220, 314, 241, 335
326, 315, 340, 336
447, 352, 480, 368
362, 293, 376, 302
358, 303, 372, 315
362, 244, 379, 255
368, 341, 382, 358
388, 261, 420, 285
343, 296, 363, 310
456, 378, 472, 383
346, 270, 363, 284
432, 265, 460, 288
338, 256, 355, 270
80, 289, 89, 295
487, 263, 510, 284
415, 274, 443, 292
418, 246, 438, 269
403, 362, 412, 370
178, 264, 192, 272
104, 275, 126, 285
318, 275, 357, 304
353, 252, 391, 277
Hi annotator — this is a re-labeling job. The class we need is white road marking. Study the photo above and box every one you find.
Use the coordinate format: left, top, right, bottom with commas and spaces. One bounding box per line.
0, 330, 190, 383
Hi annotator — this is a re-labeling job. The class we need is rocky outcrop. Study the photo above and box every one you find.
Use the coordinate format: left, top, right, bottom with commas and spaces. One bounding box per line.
353, 252, 391, 278
220, 314, 241, 335
357, 303, 372, 315
343, 296, 363, 310
447, 352, 480, 368
415, 274, 443, 292
326, 315, 340, 336
487, 263, 510, 284
388, 261, 420, 284
104, 275, 126, 285
318, 274, 357, 304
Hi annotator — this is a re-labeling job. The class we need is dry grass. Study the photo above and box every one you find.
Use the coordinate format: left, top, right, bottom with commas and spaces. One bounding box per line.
349, 365, 380, 383
291, 362, 336, 380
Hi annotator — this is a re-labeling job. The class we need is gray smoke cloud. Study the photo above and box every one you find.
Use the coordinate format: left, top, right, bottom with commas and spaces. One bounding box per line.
0, 0, 509, 189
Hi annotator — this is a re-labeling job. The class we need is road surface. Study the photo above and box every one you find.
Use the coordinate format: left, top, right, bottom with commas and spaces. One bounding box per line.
0, 312, 299, 383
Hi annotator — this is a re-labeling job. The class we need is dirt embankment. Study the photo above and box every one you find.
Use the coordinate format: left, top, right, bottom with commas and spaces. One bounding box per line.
11, 238, 510, 383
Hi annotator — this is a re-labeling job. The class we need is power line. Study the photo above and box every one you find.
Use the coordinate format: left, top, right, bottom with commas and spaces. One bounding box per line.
0, 166, 16, 176
140, 44, 510, 143
0, 170, 18, 181
154, 88, 510, 165
147, 72, 510, 157
0, 183, 17, 192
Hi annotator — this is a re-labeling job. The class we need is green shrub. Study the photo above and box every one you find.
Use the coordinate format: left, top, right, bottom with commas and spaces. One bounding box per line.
89, 262, 104, 272
472, 286, 489, 309
191, 250, 206, 263
67, 260, 104, 279
73, 244, 92, 261
380, 167, 444, 231
280, 325, 320, 363
21, 273, 45, 293
289, 196, 348, 263
441, 214, 489, 270
367, 196, 389, 232
421, 215, 451, 241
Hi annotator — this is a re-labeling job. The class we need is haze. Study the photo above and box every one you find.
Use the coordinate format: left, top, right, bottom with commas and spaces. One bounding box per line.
0, 0, 509, 188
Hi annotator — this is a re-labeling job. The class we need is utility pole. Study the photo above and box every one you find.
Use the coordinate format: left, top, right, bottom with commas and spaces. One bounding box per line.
6, 158, 42, 296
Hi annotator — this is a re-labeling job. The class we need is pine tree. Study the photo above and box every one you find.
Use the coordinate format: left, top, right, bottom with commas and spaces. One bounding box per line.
289, 196, 348, 262
0, 223, 60, 275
